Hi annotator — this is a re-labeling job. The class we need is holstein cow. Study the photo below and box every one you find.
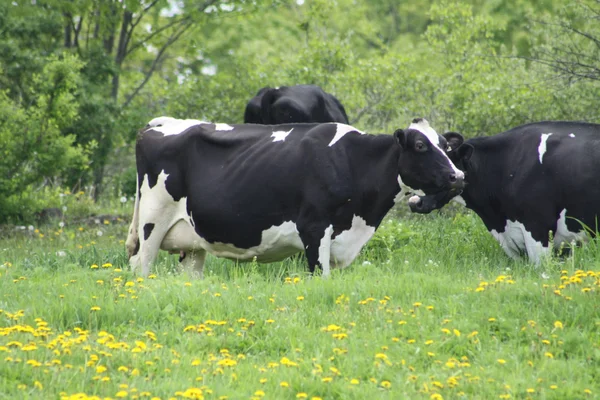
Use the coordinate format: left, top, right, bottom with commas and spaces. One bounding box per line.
411, 121, 600, 264
243, 85, 350, 125
125, 117, 465, 278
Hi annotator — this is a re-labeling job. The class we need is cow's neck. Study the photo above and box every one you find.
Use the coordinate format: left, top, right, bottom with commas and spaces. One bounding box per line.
461, 139, 508, 231
349, 134, 402, 226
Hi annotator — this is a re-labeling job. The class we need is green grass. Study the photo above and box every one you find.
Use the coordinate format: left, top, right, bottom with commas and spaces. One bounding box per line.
0, 209, 599, 400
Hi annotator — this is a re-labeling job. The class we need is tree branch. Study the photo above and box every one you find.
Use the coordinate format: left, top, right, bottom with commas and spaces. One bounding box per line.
121, 22, 193, 109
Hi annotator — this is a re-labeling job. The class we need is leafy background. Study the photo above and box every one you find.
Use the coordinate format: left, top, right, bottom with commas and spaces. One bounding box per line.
1, 0, 599, 222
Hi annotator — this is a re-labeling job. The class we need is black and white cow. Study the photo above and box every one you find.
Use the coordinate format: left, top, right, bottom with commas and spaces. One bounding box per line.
125, 117, 465, 278
243, 85, 350, 125
413, 121, 600, 264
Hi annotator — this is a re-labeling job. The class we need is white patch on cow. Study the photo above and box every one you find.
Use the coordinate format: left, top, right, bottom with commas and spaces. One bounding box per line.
408, 119, 464, 178
451, 195, 466, 206
537, 133, 552, 164
330, 215, 376, 269
490, 220, 548, 265
328, 123, 364, 147
271, 128, 293, 142
554, 209, 588, 248
318, 225, 333, 277
130, 171, 193, 276
149, 117, 208, 136
147, 116, 179, 127
162, 219, 304, 263
214, 123, 234, 131
569, 133, 575, 138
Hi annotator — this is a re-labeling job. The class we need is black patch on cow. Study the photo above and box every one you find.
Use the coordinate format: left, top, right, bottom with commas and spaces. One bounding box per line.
143, 223, 155, 240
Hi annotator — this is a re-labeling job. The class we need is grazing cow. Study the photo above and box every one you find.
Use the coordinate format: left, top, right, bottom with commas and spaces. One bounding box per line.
125, 117, 465, 278
412, 121, 600, 264
243, 85, 349, 125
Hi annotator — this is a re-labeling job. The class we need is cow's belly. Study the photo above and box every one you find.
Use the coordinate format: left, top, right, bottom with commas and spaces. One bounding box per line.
161, 219, 304, 262
489, 209, 589, 263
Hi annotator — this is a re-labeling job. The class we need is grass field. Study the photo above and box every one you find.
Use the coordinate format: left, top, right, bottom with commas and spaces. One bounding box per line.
0, 204, 599, 400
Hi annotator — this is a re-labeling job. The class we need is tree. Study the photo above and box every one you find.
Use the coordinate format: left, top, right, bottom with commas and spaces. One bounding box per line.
529, 0, 600, 83
0, 55, 87, 222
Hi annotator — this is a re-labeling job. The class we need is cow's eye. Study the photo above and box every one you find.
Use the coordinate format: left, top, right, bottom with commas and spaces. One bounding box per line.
415, 141, 427, 152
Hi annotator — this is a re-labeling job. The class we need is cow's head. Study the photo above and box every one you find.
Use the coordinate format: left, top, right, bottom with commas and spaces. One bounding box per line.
395, 118, 465, 213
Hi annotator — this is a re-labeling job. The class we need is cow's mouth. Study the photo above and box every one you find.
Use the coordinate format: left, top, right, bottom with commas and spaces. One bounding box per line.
408, 188, 462, 214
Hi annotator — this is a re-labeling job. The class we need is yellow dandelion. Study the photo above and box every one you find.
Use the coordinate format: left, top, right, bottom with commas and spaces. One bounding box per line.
90, 306, 101, 312
497, 359, 506, 364
526, 388, 535, 393
90, 264, 99, 269
296, 393, 308, 399
350, 378, 360, 385
297, 296, 305, 301
550, 385, 558, 390
554, 321, 564, 329
545, 352, 554, 359
116, 391, 128, 398
381, 380, 391, 388
280, 381, 290, 388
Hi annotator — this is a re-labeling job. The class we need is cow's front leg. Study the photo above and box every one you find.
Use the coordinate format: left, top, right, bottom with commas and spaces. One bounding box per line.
299, 224, 333, 278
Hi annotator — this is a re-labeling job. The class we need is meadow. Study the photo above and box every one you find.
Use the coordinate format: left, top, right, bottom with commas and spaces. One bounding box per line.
0, 197, 599, 400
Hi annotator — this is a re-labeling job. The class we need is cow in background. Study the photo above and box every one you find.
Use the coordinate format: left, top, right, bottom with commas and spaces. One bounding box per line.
244, 85, 349, 125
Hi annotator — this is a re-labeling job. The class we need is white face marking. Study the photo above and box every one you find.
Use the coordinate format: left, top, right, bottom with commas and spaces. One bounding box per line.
149, 117, 208, 136
554, 209, 588, 248
328, 123, 364, 147
330, 215, 376, 269
490, 220, 548, 264
408, 119, 464, 178
271, 128, 293, 142
537, 133, 552, 164
214, 123, 234, 131
569, 133, 575, 138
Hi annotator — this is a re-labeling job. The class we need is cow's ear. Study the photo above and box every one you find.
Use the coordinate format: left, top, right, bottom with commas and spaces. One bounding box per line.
443, 132, 464, 152
394, 129, 407, 148
458, 143, 474, 161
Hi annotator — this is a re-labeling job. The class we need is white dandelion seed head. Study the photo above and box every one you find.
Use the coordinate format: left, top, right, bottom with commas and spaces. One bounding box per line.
62, 206, 68, 212
56, 251, 66, 257
120, 196, 128, 203
97, 230, 103, 237
28, 225, 34, 231
59, 222, 65, 228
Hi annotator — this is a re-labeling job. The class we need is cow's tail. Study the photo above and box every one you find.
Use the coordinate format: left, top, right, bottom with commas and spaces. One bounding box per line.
125, 173, 141, 260
260, 88, 279, 124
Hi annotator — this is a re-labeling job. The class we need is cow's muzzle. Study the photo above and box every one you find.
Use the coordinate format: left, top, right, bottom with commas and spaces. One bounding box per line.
408, 187, 462, 214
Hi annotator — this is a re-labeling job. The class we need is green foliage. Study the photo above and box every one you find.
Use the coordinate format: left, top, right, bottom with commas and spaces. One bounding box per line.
0, 55, 88, 223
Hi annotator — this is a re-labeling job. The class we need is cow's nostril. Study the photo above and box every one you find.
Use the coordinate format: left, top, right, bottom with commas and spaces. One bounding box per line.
449, 173, 457, 183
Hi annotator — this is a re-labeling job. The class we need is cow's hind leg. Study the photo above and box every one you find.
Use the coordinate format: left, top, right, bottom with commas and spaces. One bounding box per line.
136, 220, 177, 277
299, 224, 333, 278
180, 250, 207, 279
